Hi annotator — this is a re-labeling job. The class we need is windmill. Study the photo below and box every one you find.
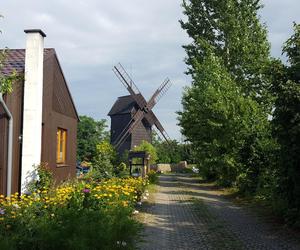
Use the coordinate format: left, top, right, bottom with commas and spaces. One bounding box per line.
108, 63, 172, 155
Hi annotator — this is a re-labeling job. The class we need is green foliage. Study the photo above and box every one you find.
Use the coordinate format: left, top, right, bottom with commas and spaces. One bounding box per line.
91, 141, 117, 180
77, 115, 109, 162
179, 49, 273, 187
133, 140, 158, 165
152, 132, 196, 164
180, 0, 271, 106
0, 50, 21, 95
147, 170, 159, 184
0, 17, 21, 95
27, 163, 54, 193
0, 71, 18, 94
270, 23, 300, 225
0, 177, 147, 249
0, 208, 141, 250
178, 0, 276, 190
179, 1, 300, 227
114, 162, 128, 177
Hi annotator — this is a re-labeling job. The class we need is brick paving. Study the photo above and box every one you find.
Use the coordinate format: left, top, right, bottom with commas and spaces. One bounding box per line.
139, 174, 300, 250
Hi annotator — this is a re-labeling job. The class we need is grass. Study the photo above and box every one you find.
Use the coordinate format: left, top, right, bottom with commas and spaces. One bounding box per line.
146, 184, 157, 194
134, 183, 158, 226
200, 181, 300, 235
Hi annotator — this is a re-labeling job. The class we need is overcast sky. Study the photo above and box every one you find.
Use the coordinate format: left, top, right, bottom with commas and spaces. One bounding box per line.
1, 0, 299, 140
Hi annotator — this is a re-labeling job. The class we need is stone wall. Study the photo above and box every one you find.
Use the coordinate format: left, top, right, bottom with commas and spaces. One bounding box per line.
150, 161, 187, 173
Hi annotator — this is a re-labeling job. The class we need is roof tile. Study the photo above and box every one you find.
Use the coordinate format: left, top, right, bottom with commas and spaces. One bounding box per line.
0, 48, 54, 75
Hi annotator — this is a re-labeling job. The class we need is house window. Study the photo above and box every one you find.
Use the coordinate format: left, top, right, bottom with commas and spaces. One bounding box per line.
56, 128, 67, 164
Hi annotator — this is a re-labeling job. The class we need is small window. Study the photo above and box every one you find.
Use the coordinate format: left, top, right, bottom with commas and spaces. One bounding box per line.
56, 128, 67, 164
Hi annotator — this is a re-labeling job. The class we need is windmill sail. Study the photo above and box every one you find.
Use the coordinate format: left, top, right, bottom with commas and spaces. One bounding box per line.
113, 63, 147, 108
110, 63, 172, 151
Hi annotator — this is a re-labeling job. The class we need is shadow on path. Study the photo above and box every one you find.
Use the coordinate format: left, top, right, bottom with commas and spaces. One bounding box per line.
139, 174, 300, 250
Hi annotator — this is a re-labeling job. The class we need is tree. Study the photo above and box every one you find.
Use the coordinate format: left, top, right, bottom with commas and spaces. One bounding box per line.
133, 141, 158, 165
179, 49, 271, 184
272, 23, 300, 214
91, 141, 116, 179
178, 0, 275, 188
153, 138, 194, 164
77, 116, 109, 162
180, 0, 271, 106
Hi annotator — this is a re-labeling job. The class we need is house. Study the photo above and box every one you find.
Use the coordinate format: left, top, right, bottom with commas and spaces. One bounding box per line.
0, 29, 79, 195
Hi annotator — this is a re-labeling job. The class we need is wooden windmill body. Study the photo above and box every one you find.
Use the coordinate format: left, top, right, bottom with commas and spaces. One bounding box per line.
108, 63, 171, 155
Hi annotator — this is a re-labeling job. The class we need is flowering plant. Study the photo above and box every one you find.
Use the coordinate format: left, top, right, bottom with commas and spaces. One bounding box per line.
0, 176, 147, 249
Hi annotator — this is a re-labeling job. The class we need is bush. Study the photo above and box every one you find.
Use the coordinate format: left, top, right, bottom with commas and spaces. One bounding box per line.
91, 141, 117, 180
27, 163, 54, 193
147, 170, 159, 184
114, 162, 129, 177
133, 141, 158, 165
0, 177, 147, 249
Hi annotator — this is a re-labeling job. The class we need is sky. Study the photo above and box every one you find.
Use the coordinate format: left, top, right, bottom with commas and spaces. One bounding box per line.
1, 0, 299, 140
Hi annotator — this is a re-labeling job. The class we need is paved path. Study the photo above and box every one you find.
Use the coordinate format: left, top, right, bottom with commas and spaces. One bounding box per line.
139, 174, 300, 250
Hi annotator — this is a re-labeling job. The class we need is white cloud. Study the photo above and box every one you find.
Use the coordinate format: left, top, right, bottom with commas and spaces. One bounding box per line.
1, 0, 300, 140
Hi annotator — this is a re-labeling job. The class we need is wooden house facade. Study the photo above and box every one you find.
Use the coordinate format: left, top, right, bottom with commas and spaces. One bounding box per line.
0, 30, 79, 195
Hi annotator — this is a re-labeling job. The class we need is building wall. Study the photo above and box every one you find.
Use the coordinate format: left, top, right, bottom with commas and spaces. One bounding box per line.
0, 80, 24, 194
110, 114, 152, 156
41, 111, 77, 183
110, 114, 132, 155
41, 53, 77, 183
0, 52, 77, 194
131, 119, 152, 148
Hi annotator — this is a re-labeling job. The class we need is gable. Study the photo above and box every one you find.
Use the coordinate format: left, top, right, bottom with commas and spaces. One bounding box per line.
51, 54, 79, 120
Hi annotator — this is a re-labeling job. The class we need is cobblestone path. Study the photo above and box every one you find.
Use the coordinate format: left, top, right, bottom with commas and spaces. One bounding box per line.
139, 174, 300, 250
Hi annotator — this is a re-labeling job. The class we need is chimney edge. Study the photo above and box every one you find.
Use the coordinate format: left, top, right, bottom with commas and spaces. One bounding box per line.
24, 29, 46, 38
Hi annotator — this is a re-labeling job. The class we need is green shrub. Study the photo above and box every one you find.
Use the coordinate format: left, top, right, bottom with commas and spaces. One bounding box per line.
133, 141, 158, 165
27, 163, 54, 193
114, 162, 129, 178
147, 170, 159, 184
0, 177, 147, 249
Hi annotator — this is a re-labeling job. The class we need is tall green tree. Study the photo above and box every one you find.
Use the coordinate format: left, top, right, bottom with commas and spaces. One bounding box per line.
180, 0, 271, 105
77, 116, 109, 162
179, 49, 272, 185
272, 23, 300, 213
178, 0, 275, 188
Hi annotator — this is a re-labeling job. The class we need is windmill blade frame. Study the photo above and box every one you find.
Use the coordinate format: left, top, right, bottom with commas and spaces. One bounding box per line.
113, 63, 147, 108
146, 78, 171, 110
114, 109, 145, 149
111, 63, 172, 150
152, 125, 171, 144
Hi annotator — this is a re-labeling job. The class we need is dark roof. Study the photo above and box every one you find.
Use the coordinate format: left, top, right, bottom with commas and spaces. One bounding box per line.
108, 94, 142, 116
0, 48, 54, 75
0, 48, 80, 121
